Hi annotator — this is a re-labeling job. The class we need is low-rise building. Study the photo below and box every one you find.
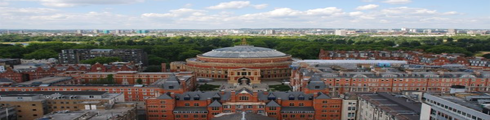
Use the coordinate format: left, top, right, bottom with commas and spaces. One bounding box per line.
420, 91, 490, 120
357, 92, 421, 120
0, 91, 125, 120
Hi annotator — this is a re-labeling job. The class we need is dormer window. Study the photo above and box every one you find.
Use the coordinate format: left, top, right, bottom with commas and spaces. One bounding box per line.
268, 95, 276, 100
184, 94, 190, 100
288, 94, 295, 100
298, 95, 305, 100
194, 95, 200, 100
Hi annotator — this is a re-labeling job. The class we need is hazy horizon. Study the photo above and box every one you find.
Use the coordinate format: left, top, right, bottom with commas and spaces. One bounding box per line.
1, 0, 489, 29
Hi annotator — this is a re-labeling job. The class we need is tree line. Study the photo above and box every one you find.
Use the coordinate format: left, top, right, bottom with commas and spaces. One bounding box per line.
1, 35, 490, 66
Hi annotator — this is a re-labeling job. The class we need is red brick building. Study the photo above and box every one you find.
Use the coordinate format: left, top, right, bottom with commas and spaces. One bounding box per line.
0, 73, 194, 101
0, 63, 139, 83
290, 60, 490, 96
146, 88, 343, 120
172, 39, 293, 84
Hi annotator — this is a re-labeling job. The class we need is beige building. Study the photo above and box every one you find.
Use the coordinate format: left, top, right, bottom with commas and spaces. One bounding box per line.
0, 91, 124, 120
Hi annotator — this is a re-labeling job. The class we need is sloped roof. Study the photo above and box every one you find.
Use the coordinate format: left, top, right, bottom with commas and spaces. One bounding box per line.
175, 91, 231, 101
208, 100, 222, 107
316, 92, 331, 99
212, 112, 275, 120
258, 91, 313, 100
201, 45, 287, 58
265, 100, 280, 107
156, 93, 172, 99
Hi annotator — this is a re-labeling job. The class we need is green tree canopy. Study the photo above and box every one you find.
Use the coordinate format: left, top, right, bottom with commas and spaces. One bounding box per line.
23, 49, 58, 59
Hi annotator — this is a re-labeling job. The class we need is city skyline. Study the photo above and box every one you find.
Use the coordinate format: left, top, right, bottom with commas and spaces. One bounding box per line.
1, 0, 489, 29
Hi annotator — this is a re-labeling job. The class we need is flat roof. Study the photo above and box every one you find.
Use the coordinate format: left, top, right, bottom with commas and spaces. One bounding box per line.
358, 92, 421, 120
297, 60, 408, 64
0, 91, 107, 96
18, 77, 73, 85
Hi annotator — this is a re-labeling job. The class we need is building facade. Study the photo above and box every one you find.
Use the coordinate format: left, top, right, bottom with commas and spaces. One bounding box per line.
58, 49, 148, 65
146, 89, 343, 120
173, 39, 293, 84
290, 60, 490, 96
420, 91, 490, 120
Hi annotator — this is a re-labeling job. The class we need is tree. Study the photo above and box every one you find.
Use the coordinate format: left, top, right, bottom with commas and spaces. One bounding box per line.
23, 49, 58, 59
144, 65, 161, 72
81, 57, 122, 64
106, 74, 115, 84
483, 54, 490, 59
136, 78, 143, 84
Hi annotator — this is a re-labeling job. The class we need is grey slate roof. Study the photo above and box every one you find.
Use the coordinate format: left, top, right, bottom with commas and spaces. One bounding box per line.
258, 91, 313, 100
201, 45, 287, 58
281, 107, 315, 112
212, 112, 275, 120
208, 100, 222, 107
156, 93, 172, 99
175, 91, 231, 101
236, 88, 253, 95
0, 78, 14, 83
265, 100, 280, 107
173, 107, 208, 112
0, 91, 107, 95
316, 92, 331, 99
162, 74, 181, 90
307, 75, 327, 90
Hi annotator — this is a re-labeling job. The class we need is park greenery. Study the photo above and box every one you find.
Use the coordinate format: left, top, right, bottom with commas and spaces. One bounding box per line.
198, 84, 220, 91
1, 35, 490, 68
269, 84, 292, 91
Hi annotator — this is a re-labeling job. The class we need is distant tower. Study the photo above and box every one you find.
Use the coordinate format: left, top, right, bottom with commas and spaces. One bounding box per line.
115, 30, 121, 34
103, 30, 110, 34
241, 38, 247, 45
76, 30, 82, 34
6, 30, 10, 34
401, 27, 408, 31
265, 29, 275, 35
447, 29, 456, 35
334, 30, 347, 36
93, 29, 99, 34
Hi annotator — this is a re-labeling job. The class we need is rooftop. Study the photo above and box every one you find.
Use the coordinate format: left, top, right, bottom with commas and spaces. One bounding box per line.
358, 92, 421, 120
212, 112, 275, 120
200, 45, 287, 58
17, 76, 72, 86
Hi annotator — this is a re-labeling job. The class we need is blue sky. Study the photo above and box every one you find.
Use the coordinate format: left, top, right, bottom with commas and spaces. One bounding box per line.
0, 0, 489, 29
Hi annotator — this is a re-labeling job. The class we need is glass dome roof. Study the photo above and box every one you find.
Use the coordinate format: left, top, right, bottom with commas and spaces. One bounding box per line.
200, 45, 287, 58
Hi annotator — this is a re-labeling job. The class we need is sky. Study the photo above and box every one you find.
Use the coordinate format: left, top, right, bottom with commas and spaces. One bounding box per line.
0, 0, 489, 29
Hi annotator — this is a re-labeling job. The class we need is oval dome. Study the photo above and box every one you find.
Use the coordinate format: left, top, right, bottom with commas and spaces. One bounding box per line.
200, 45, 287, 58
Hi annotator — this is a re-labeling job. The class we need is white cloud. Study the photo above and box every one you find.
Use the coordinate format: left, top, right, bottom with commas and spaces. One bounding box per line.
206, 1, 267, 10
356, 4, 379, 10
35, 0, 144, 7
349, 11, 363, 16
253, 4, 268, 9
383, 0, 411, 4
305, 7, 343, 16
142, 8, 205, 18
1, 5, 487, 29
381, 7, 437, 15
443, 11, 458, 15
0, 0, 8, 6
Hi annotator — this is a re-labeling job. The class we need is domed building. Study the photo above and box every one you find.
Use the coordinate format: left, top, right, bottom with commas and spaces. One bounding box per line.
170, 39, 293, 84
